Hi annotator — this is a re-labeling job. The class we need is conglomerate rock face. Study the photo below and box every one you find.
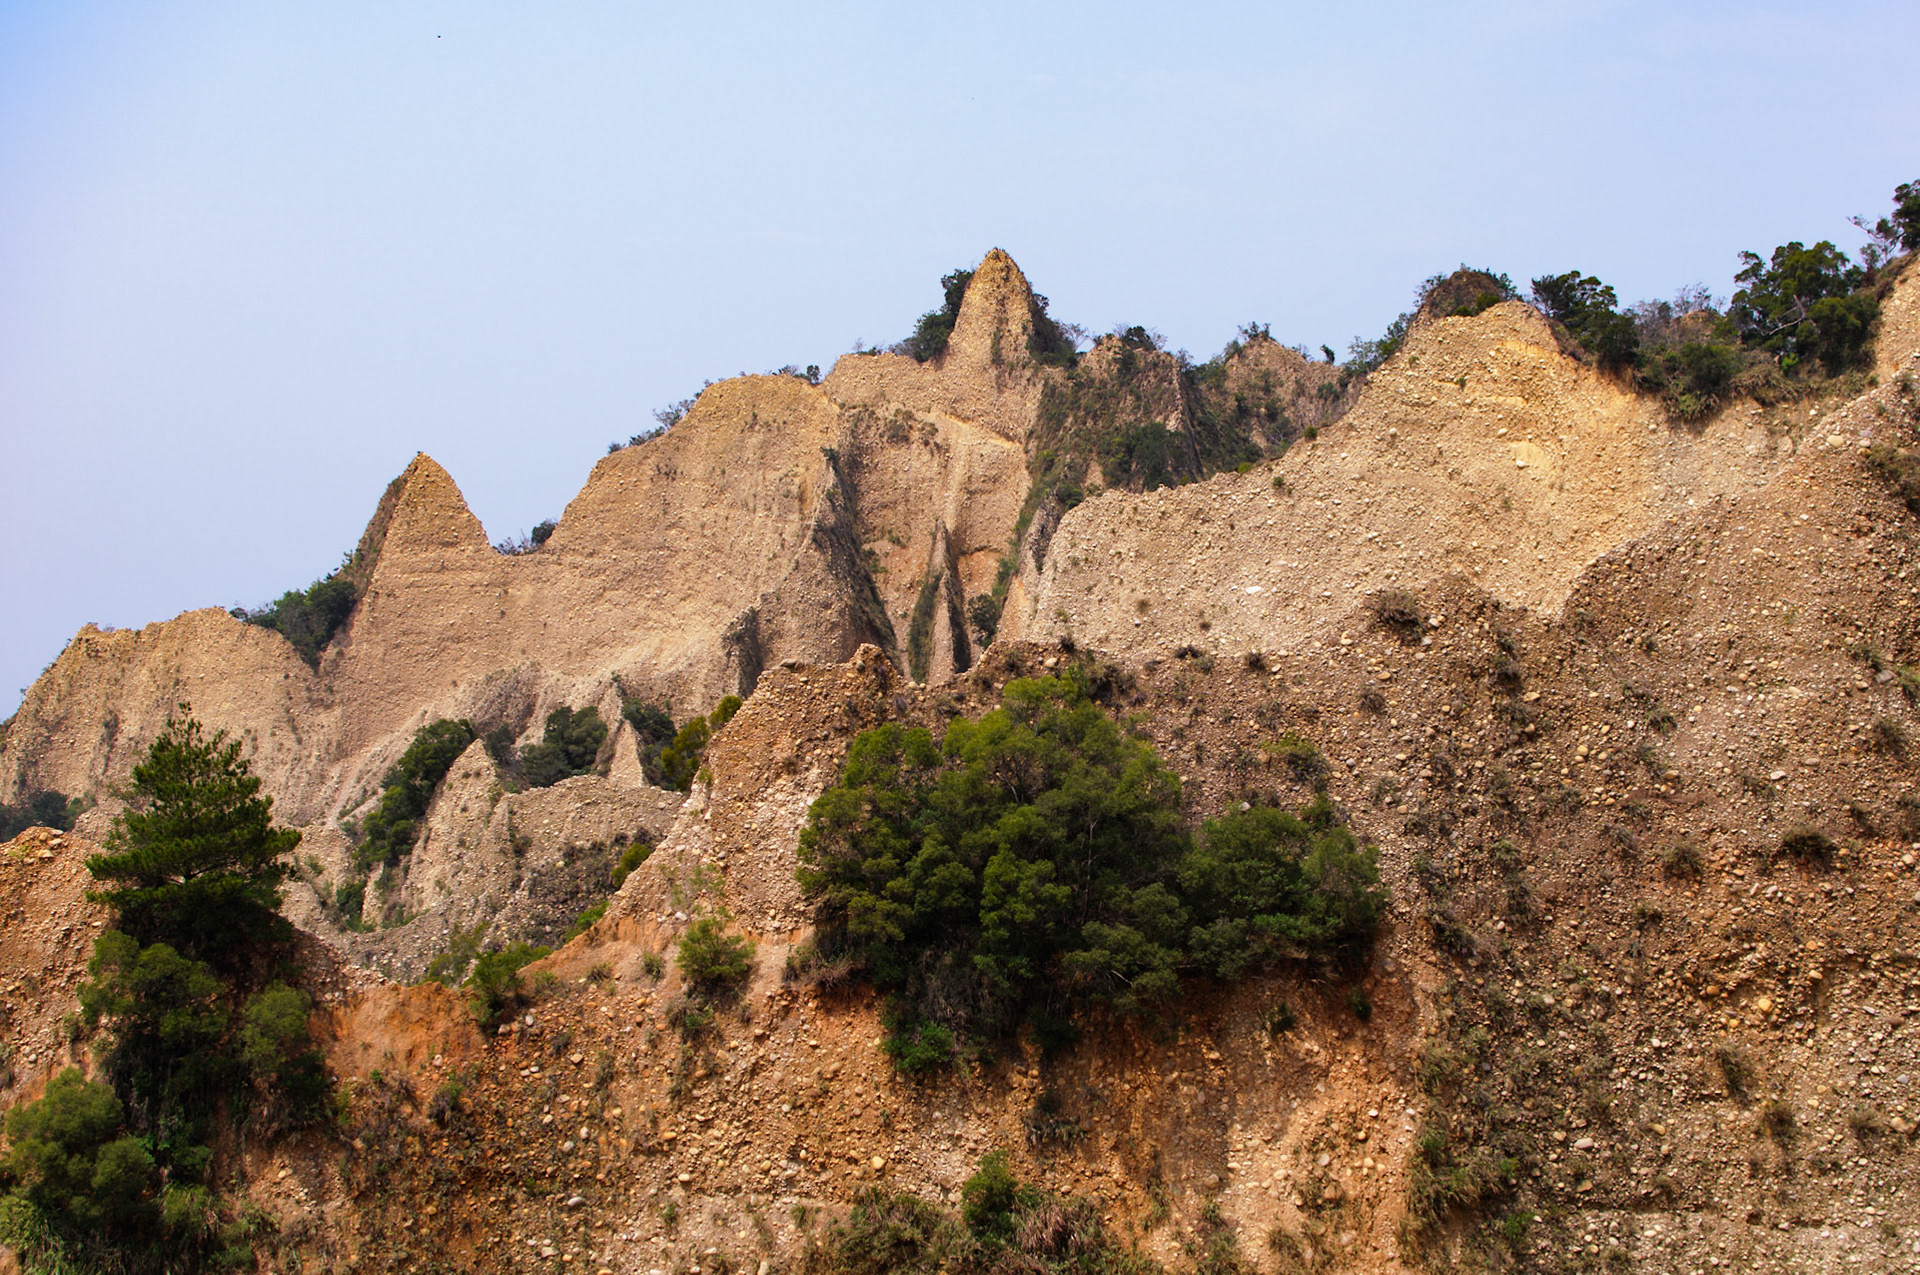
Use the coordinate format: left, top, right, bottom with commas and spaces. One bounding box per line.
5, 254, 1920, 1274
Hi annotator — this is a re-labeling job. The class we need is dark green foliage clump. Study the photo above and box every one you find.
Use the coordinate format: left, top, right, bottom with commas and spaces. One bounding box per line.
80, 931, 232, 1132
231, 568, 360, 668
1026, 292, 1078, 369
466, 941, 551, 1028
354, 718, 476, 871
85, 710, 298, 965
620, 697, 677, 784
0, 789, 76, 841
1034, 327, 1259, 497
676, 916, 754, 992
1876, 179, 1920, 253
800, 1153, 1160, 1275
562, 899, 609, 943
1731, 240, 1875, 372
520, 705, 609, 789
797, 673, 1383, 1068
1418, 266, 1518, 321
967, 594, 1002, 646
4, 1068, 156, 1233
609, 839, 653, 889
899, 269, 974, 362
1530, 271, 1640, 370
658, 696, 743, 792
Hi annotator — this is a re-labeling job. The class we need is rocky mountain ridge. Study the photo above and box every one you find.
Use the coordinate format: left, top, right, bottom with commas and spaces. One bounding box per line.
3, 247, 1920, 1273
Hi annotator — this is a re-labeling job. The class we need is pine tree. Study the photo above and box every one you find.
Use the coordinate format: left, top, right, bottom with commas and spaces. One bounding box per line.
85, 707, 298, 964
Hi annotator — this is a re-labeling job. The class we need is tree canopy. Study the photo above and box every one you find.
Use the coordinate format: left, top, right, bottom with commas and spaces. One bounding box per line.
520, 705, 608, 788
796, 673, 1382, 1069
356, 717, 475, 869
85, 709, 298, 963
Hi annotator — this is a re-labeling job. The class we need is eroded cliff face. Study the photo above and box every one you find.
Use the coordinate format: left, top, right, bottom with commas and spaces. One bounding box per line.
8, 382, 1920, 1270
4, 255, 1920, 1274
0, 252, 1061, 828
1020, 301, 1806, 660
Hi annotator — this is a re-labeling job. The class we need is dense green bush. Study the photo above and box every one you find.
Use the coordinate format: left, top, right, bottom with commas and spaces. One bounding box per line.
1530, 271, 1640, 370
466, 941, 551, 1028
1418, 266, 1518, 320
676, 916, 754, 992
899, 269, 975, 362
232, 568, 359, 668
355, 718, 476, 870
658, 696, 742, 791
237, 983, 330, 1129
609, 839, 653, 889
796, 672, 1383, 1067
1882, 179, 1920, 253
86, 711, 299, 964
520, 705, 608, 788
3, 1069, 155, 1232
800, 1153, 1159, 1275
1026, 291, 1078, 368
1731, 240, 1875, 372
0, 789, 76, 841
621, 697, 676, 783
80, 931, 232, 1131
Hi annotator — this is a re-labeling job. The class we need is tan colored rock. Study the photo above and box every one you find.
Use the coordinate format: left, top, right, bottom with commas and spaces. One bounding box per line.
1023, 301, 1796, 654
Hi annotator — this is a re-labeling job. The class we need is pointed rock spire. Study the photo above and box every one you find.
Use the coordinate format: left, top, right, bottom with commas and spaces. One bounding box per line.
947, 248, 1038, 367
373, 453, 490, 561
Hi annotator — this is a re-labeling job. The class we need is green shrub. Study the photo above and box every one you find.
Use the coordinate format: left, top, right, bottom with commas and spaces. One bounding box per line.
356, 717, 475, 870
610, 840, 653, 889
1531, 271, 1640, 369
466, 942, 551, 1028
620, 698, 676, 783
423, 920, 490, 986
232, 567, 361, 668
1874, 179, 1920, 253
3, 1069, 156, 1233
797, 675, 1382, 1066
967, 593, 1003, 645
658, 696, 742, 791
899, 269, 974, 362
879, 1014, 954, 1075
801, 1186, 968, 1275
1420, 266, 1517, 320
961, 1151, 1028, 1240
676, 916, 754, 992
0, 790, 76, 842
562, 899, 608, 944
519, 706, 608, 789
238, 983, 330, 1128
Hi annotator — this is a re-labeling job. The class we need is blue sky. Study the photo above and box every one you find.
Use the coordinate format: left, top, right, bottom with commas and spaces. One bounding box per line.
3, 1, 1916, 715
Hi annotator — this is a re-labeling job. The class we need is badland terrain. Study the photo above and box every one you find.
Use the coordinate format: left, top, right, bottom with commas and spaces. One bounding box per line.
6, 194, 1920, 1274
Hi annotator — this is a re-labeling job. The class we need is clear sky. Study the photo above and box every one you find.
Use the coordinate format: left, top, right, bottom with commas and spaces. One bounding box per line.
3, 1, 1915, 716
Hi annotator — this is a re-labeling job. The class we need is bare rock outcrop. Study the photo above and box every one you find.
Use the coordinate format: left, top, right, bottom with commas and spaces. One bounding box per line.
1023, 301, 1798, 656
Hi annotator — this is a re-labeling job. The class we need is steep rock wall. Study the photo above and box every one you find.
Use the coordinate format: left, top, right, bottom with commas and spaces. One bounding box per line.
1023, 302, 1798, 657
